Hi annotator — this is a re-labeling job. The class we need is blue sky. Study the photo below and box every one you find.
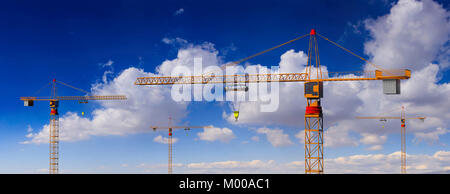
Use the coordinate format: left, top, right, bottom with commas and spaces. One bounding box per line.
0, 0, 449, 173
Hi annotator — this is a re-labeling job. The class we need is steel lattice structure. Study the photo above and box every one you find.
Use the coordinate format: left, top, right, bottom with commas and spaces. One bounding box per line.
151, 121, 212, 174
21, 79, 126, 174
135, 29, 411, 174
357, 106, 425, 174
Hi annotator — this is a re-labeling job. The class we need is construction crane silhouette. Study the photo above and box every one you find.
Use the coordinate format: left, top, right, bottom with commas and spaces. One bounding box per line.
20, 79, 126, 174
356, 106, 425, 174
151, 117, 212, 174
135, 29, 411, 174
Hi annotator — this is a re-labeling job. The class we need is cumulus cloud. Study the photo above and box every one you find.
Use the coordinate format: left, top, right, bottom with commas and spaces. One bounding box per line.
162, 37, 188, 46
413, 127, 449, 144
197, 126, 236, 143
224, 50, 312, 125
153, 135, 179, 144
358, 0, 450, 144
324, 123, 359, 148
360, 133, 388, 149
295, 122, 360, 148
23, 40, 222, 144
22, 66, 190, 144
360, 133, 387, 145
100, 59, 114, 68
174, 8, 184, 16
157, 40, 220, 76
256, 127, 293, 147
26, 125, 33, 133
363, 0, 450, 70
23, 0, 450, 154
134, 150, 450, 174
326, 150, 450, 174
224, 0, 450, 149
137, 160, 280, 174
187, 160, 275, 169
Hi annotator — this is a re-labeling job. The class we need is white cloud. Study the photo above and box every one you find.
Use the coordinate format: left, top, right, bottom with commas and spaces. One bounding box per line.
256, 127, 293, 147
136, 163, 184, 173
23, 0, 450, 153
157, 40, 219, 76
197, 126, 236, 143
153, 135, 179, 144
295, 122, 360, 148
360, 133, 387, 145
363, 0, 450, 70
413, 127, 449, 144
325, 150, 450, 174
224, 50, 312, 126
251, 136, 260, 142
324, 123, 360, 148
224, 0, 450, 149
23, 40, 221, 144
183, 160, 280, 173
294, 130, 304, 142
358, 0, 450, 144
174, 8, 184, 16
100, 59, 114, 68
35, 168, 48, 174
162, 37, 188, 46
367, 145, 384, 151
134, 151, 450, 174
187, 160, 275, 169
26, 125, 33, 133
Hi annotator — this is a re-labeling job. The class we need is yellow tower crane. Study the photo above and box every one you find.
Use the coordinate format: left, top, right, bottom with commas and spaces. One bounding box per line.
151, 117, 212, 174
356, 106, 425, 174
135, 29, 411, 174
20, 79, 127, 174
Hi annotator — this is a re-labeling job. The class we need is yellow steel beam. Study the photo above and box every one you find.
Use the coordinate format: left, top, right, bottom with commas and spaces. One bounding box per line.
135, 69, 410, 85
20, 95, 127, 101
151, 126, 212, 130
356, 116, 425, 120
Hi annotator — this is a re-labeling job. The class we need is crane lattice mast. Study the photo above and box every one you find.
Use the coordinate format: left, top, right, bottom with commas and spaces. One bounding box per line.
20, 79, 127, 174
356, 106, 425, 174
135, 29, 411, 174
150, 117, 212, 174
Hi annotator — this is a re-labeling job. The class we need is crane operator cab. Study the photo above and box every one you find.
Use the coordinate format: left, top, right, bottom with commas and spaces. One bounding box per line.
304, 82, 323, 117
50, 100, 59, 116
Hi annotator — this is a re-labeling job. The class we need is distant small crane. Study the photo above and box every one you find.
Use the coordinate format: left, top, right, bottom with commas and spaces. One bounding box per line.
150, 117, 212, 174
20, 79, 127, 174
356, 106, 425, 174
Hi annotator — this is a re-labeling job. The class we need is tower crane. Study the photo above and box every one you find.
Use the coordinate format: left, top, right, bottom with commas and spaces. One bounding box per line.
356, 106, 425, 174
20, 79, 127, 174
151, 117, 212, 174
135, 29, 412, 174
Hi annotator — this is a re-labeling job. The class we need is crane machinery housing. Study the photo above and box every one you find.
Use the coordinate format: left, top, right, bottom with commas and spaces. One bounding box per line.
20, 79, 127, 174
135, 29, 411, 174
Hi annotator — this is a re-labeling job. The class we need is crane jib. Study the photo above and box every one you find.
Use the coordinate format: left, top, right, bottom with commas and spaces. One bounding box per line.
134, 69, 410, 85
